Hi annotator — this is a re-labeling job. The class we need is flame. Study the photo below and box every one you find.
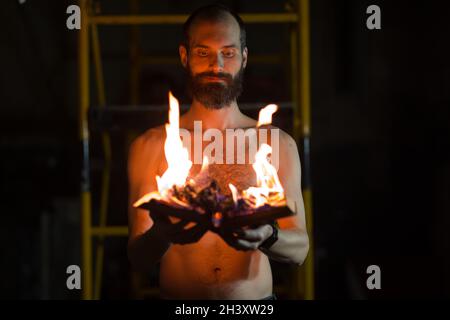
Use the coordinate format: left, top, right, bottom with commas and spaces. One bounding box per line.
228, 104, 285, 208
133, 191, 162, 208
200, 156, 209, 172
257, 104, 278, 127
228, 183, 239, 205
157, 92, 192, 193
134, 96, 285, 211
134, 92, 192, 207
238, 103, 284, 207
242, 144, 285, 207
189, 156, 210, 190
212, 212, 223, 228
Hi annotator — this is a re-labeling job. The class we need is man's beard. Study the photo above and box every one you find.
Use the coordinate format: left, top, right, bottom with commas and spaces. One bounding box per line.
186, 64, 244, 109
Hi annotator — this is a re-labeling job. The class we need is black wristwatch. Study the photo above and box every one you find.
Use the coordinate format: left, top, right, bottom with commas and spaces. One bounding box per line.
259, 222, 278, 250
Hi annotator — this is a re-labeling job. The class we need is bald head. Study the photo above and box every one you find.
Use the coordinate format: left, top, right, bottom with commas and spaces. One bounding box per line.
182, 4, 247, 52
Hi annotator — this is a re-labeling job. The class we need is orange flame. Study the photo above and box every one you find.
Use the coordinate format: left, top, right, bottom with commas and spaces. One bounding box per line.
133, 92, 192, 208
257, 104, 278, 127
228, 183, 239, 205
229, 104, 285, 208
242, 143, 285, 207
134, 97, 285, 210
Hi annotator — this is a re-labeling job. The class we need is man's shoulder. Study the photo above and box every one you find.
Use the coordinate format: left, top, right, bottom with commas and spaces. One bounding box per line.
134, 125, 166, 145
129, 125, 166, 154
279, 128, 297, 148
264, 125, 296, 146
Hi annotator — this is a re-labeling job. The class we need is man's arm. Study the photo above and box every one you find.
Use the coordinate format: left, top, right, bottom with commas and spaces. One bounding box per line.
127, 130, 171, 272
262, 132, 309, 265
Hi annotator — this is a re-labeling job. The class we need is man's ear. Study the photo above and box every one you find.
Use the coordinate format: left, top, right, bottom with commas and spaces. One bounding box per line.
179, 45, 188, 68
242, 47, 248, 69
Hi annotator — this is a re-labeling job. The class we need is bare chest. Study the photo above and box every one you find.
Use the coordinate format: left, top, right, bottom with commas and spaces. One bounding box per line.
189, 163, 256, 195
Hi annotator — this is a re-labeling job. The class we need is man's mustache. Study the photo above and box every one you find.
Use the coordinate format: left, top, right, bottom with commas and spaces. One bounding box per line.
195, 72, 233, 82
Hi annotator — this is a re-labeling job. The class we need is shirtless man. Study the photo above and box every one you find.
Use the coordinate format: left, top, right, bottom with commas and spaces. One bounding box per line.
127, 4, 309, 300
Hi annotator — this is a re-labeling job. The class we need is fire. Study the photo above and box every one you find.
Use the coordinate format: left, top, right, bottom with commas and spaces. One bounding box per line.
257, 104, 278, 127
134, 93, 285, 211
240, 143, 285, 207
228, 103, 285, 208
133, 92, 192, 208
189, 156, 210, 190
228, 183, 239, 205
158, 92, 192, 191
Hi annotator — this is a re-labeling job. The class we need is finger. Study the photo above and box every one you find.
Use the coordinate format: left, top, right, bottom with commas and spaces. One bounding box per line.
230, 239, 259, 251
217, 229, 240, 248
218, 228, 238, 242
154, 214, 189, 228
221, 226, 246, 238
150, 211, 191, 228
219, 231, 260, 251
167, 220, 195, 239
171, 227, 207, 244
171, 224, 208, 244
235, 228, 266, 242
173, 219, 191, 229
150, 211, 171, 224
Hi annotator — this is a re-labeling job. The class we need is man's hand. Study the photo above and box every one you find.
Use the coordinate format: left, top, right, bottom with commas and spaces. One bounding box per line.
219, 224, 273, 251
150, 211, 208, 245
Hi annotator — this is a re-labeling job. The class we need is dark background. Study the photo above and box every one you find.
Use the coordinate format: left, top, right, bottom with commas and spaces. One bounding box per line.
0, 0, 449, 299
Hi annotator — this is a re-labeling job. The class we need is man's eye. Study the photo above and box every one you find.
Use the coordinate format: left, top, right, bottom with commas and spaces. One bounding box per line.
197, 50, 208, 57
223, 50, 236, 58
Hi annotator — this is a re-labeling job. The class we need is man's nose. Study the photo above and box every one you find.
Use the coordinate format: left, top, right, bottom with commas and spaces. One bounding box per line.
209, 52, 224, 72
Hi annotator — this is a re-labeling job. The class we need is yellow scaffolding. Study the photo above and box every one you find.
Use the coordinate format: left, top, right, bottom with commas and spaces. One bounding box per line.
78, 0, 314, 300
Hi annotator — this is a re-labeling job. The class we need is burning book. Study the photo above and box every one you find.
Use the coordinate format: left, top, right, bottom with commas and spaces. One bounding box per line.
133, 92, 295, 234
